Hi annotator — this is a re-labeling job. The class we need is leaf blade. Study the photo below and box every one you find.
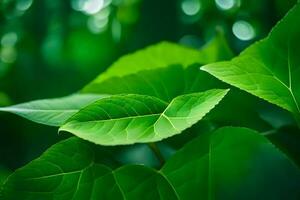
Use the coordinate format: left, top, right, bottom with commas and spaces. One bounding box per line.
60, 90, 229, 145
0, 94, 107, 126
202, 3, 300, 115
2, 127, 300, 199
83, 34, 233, 93
161, 127, 300, 199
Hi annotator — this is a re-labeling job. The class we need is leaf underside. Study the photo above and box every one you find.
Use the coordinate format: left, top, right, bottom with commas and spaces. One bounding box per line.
0, 94, 106, 126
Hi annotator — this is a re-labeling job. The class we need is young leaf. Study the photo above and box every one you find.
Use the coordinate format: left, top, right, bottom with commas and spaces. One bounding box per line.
202, 3, 300, 116
0, 94, 106, 126
84, 34, 233, 90
60, 90, 229, 145
2, 127, 299, 199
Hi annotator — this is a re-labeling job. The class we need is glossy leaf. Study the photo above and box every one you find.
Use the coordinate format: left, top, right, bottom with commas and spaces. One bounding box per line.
60, 90, 229, 145
202, 3, 300, 116
2, 127, 300, 200
83, 64, 271, 132
83, 35, 233, 90
0, 94, 106, 126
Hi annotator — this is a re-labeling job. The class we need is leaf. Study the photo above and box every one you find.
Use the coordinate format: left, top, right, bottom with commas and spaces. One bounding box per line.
59, 90, 229, 145
0, 137, 178, 200
82, 65, 186, 101
83, 64, 271, 132
2, 127, 300, 199
161, 127, 300, 199
0, 94, 106, 126
202, 3, 300, 116
267, 125, 300, 167
83, 35, 233, 90
205, 89, 272, 131
0, 92, 11, 107
82, 65, 226, 102
0, 166, 11, 188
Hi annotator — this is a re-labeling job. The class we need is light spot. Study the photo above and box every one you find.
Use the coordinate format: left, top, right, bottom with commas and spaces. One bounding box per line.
179, 35, 202, 48
181, 0, 201, 16
87, 10, 110, 34
71, 0, 105, 15
232, 20, 255, 41
16, 0, 33, 11
215, 0, 240, 10
1, 47, 17, 63
1, 32, 18, 47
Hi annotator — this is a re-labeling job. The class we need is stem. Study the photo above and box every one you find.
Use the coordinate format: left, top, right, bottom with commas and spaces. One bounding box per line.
261, 129, 277, 136
148, 143, 165, 167
294, 113, 300, 128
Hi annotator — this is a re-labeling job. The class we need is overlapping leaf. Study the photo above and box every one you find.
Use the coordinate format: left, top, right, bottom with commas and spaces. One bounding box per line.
85, 35, 233, 86
60, 90, 228, 145
202, 3, 300, 118
0, 94, 106, 126
82, 65, 225, 102
2, 127, 300, 200
162, 127, 300, 199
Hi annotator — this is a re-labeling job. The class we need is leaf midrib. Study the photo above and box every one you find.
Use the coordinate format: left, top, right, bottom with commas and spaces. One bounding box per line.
233, 51, 300, 113
0, 107, 78, 113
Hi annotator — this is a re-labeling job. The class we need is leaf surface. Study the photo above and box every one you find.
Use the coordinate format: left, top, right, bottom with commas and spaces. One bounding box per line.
161, 127, 300, 199
60, 90, 228, 145
83, 34, 233, 91
82, 65, 225, 102
0, 137, 178, 200
0, 94, 106, 126
202, 3, 300, 116
2, 127, 300, 200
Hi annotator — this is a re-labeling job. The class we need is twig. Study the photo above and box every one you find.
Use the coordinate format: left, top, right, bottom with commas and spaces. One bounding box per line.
148, 143, 165, 167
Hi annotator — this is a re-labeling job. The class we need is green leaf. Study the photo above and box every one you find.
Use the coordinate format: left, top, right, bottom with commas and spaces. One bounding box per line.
0, 94, 106, 126
60, 90, 229, 145
113, 166, 179, 200
0, 137, 178, 200
0, 166, 11, 188
161, 127, 300, 199
83, 36, 233, 91
267, 125, 300, 167
82, 65, 225, 102
0, 92, 11, 107
205, 89, 272, 131
202, 3, 300, 116
2, 127, 300, 199
83, 64, 271, 132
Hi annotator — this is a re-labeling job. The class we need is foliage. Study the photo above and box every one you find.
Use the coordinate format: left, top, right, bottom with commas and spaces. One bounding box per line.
2, 127, 300, 200
1, 1, 300, 200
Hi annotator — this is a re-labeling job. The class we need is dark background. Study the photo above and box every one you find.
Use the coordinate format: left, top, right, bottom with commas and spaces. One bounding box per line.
0, 0, 296, 173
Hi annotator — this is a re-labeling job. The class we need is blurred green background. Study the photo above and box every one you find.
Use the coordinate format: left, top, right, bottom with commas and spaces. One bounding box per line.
0, 0, 297, 172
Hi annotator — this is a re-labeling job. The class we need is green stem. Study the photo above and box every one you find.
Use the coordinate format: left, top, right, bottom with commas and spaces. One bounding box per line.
294, 113, 300, 128
261, 129, 278, 136
148, 143, 165, 167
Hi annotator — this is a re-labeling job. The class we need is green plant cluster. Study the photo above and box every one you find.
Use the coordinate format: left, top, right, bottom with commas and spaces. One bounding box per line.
1, 3, 300, 200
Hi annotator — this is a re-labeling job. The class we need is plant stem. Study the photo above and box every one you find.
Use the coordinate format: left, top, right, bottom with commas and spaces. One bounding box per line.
293, 113, 300, 129
261, 129, 277, 136
148, 143, 165, 167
